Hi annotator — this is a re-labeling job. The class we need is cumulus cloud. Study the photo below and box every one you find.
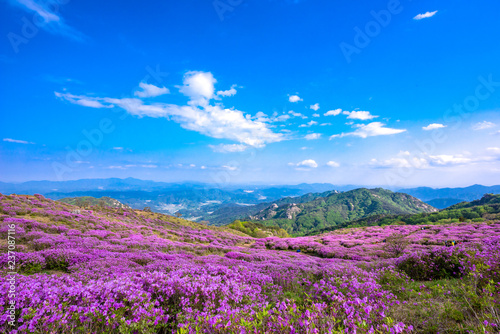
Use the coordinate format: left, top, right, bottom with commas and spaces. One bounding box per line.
327, 161, 340, 167
342, 110, 378, 120
312, 113, 320, 117
310, 103, 320, 111
472, 121, 496, 130
288, 95, 302, 103
330, 122, 406, 139
178, 71, 217, 106
422, 123, 446, 131
209, 143, 248, 153
134, 82, 170, 98
55, 71, 283, 148
413, 11, 438, 20
324, 109, 342, 116
305, 133, 321, 140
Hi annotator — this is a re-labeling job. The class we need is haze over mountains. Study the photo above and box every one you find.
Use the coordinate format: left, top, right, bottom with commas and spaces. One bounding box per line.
1, 178, 500, 223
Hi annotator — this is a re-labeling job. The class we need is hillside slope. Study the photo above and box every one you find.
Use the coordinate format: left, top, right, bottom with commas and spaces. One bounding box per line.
58, 196, 131, 209
203, 190, 340, 226
247, 188, 437, 235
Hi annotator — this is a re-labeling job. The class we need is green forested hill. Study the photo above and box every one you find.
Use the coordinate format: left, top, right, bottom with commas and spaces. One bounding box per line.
248, 188, 437, 235
306, 193, 500, 236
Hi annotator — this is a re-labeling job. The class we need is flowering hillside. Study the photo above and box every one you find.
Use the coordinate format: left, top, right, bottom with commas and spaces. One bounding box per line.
1, 194, 499, 333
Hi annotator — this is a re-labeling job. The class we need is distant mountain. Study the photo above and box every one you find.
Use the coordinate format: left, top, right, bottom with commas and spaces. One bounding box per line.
399, 184, 500, 202
447, 193, 500, 209
58, 196, 131, 209
425, 198, 464, 209
245, 188, 437, 235
0, 178, 344, 221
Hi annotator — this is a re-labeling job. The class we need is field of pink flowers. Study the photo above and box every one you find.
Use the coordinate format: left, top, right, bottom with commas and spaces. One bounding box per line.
0, 194, 499, 333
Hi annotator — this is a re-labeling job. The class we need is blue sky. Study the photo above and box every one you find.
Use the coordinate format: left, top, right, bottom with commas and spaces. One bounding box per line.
1, 0, 499, 187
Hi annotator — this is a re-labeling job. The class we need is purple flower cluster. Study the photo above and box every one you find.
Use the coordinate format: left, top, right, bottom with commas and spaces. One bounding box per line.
0, 194, 499, 333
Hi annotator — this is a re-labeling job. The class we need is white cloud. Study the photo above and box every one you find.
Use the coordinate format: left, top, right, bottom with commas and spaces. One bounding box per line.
312, 113, 320, 117
320, 123, 332, 126
472, 121, 496, 130
299, 120, 318, 128
428, 154, 472, 166
178, 71, 217, 106
289, 95, 302, 103
217, 84, 238, 97
55, 71, 283, 148
209, 143, 248, 153
327, 161, 340, 167
310, 103, 320, 111
330, 122, 406, 139
413, 11, 438, 20
324, 109, 342, 116
134, 82, 170, 98
422, 123, 446, 131
288, 110, 307, 119
3, 138, 34, 144
342, 110, 378, 120
296, 159, 318, 168
305, 133, 321, 140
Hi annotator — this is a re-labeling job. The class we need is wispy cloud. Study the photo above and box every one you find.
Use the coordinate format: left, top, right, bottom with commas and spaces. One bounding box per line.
209, 143, 248, 153
10, 0, 86, 41
413, 11, 438, 20
472, 121, 496, 130
327, 161, 340, 167
330, 122, 406, 139
3, 138, 34, 144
